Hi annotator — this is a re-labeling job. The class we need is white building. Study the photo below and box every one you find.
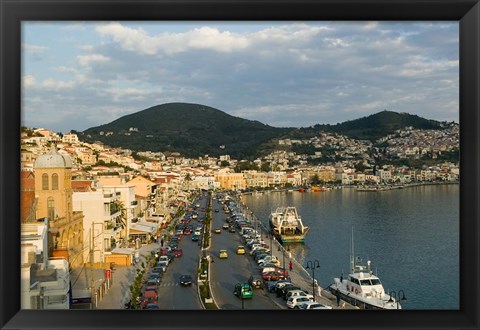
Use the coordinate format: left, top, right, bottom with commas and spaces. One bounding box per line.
21, 220, 70, 309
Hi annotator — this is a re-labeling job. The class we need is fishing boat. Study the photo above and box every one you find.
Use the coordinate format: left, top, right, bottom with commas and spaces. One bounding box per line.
269, 207, 310, 243
328, 231, 403, 309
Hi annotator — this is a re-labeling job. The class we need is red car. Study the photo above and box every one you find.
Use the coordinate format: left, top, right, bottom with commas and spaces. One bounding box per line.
262, 271, 288, 281
183, 228, 192, 235
172, 248, 183, 257
173, 234, 182, 241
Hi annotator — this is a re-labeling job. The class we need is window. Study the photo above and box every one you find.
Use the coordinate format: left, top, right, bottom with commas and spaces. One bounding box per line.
42, 173, 49, 190
52, 173, 59, 190
47, 197, 55, 220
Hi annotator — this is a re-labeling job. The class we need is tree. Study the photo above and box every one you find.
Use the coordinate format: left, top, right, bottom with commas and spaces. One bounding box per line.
310, 174, 321, 185
260, 162, 271, 172
220, 160, 230, 167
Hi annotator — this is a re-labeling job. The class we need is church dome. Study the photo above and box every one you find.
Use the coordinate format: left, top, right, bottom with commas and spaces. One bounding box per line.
34, 148, 72, 169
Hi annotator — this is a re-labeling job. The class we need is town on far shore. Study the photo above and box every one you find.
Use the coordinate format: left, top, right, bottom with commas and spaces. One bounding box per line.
20, 124, 458, 309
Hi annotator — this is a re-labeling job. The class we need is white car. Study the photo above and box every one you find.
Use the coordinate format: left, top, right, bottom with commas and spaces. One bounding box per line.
257, 255, 278, 265
286, 296, 312, 309
299, 301, 333, 310
285, 289, 314, 301
194, 230, 202, 236
158, 255, 169, 266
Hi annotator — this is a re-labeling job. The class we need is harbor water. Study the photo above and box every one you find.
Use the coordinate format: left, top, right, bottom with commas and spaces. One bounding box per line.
241, 184, 459, 309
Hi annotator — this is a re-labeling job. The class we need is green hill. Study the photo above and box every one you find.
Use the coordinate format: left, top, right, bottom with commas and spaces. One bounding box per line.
81, 103, 288, 159
314, 110, 442, 141
81, 104, 445, 158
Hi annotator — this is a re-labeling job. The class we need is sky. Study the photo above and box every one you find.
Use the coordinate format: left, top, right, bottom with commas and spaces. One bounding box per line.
22, 21, 459, 133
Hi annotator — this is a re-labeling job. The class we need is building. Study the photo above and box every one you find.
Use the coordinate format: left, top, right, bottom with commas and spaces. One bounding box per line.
21, 220, 70, 309
33, 147, 84, 269
214, 172, 246, 190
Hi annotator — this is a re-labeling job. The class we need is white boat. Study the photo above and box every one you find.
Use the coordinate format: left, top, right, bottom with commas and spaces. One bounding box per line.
269, 206, 309, 243
328, 231, 403, 309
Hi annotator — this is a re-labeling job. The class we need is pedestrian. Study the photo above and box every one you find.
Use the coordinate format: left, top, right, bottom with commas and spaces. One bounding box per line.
336, 289, 341, 306
160, 238, 164, 247
289, 260, 293, 271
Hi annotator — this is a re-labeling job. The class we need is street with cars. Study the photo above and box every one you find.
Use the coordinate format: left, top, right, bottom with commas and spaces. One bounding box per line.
130, 190, 346, 310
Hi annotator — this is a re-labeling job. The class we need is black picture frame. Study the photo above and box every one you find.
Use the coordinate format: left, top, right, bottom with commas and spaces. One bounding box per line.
1, 0, 479, 329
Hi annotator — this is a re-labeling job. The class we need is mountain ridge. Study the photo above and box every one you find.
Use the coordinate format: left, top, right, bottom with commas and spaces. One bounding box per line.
80, 103, 446, 158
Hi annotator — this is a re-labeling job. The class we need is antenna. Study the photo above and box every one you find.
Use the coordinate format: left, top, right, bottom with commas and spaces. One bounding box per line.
350, 226, 354, 274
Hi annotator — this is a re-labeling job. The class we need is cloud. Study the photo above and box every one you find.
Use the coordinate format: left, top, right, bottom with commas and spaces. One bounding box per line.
22, 21, 459, 132
23, 75, 36, 88
95, 23, 250, 55
23, 44, 48, 53
77, 54, 110, 66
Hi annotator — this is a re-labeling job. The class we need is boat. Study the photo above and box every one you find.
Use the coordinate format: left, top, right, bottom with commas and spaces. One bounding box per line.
328, 231, 403, 309
298, 187, 307, 192
269, 206, 310, 243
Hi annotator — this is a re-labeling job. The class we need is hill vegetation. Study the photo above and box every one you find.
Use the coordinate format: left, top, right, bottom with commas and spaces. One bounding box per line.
80, 103, 445, 159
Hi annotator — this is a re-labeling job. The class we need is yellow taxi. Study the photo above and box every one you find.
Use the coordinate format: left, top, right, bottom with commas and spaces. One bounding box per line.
236, 246, 246, 255
219, 249, 228, 259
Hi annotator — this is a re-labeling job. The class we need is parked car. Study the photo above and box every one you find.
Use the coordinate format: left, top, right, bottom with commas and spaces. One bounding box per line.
191, 234, 200, 242
261, 266, 288, 277
277, 285, 302, 298
262, 271, 287, 281
233, 283, 253, 299
222, 223, 229, 230
299, 301, 333, 310
248, 276, 264, 289
156, 261, 168, 272
142, 290, 158, 308
158, 255, 169, 266
219, 249, 228, 259
194, 230, 202, 236
228, 226, 236, 233
179, 274, 193, 286
144, 303, 159, 309
144, 286, 158, 294
259, 259, 281, 267
285, 289, 314, 301
257, 255, 278, 265
236, 246, 246, 255
183, 228, 192, 235
267, 280, 292, 293
286, 296, 312, 309
145, 279, 159, 287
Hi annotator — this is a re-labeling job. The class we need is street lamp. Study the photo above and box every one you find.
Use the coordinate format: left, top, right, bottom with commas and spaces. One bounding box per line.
388, 290, 407, 309
306, 260, 320, 302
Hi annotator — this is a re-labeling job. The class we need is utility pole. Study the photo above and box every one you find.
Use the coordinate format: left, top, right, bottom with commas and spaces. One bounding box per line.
90, 228, 94, 309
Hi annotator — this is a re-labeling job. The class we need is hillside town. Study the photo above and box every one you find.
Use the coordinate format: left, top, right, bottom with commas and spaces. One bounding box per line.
20, 125, 459, 309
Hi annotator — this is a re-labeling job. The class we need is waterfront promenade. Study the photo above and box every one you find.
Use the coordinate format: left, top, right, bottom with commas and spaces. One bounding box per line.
247, 211, 355, 309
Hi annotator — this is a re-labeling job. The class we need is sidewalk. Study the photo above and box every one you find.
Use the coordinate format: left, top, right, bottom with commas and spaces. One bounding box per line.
70, 242, 160, 309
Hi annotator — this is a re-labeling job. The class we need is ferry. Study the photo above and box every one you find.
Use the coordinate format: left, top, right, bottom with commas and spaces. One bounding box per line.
328, 233, 402, 309
269, 206, 310, 243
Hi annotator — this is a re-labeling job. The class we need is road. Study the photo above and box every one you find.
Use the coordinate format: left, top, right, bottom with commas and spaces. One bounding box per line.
155, 193, 207, 309
208, 197, 280, 310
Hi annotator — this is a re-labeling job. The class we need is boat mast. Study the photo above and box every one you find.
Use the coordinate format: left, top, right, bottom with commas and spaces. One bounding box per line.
350, 227, 355, 273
